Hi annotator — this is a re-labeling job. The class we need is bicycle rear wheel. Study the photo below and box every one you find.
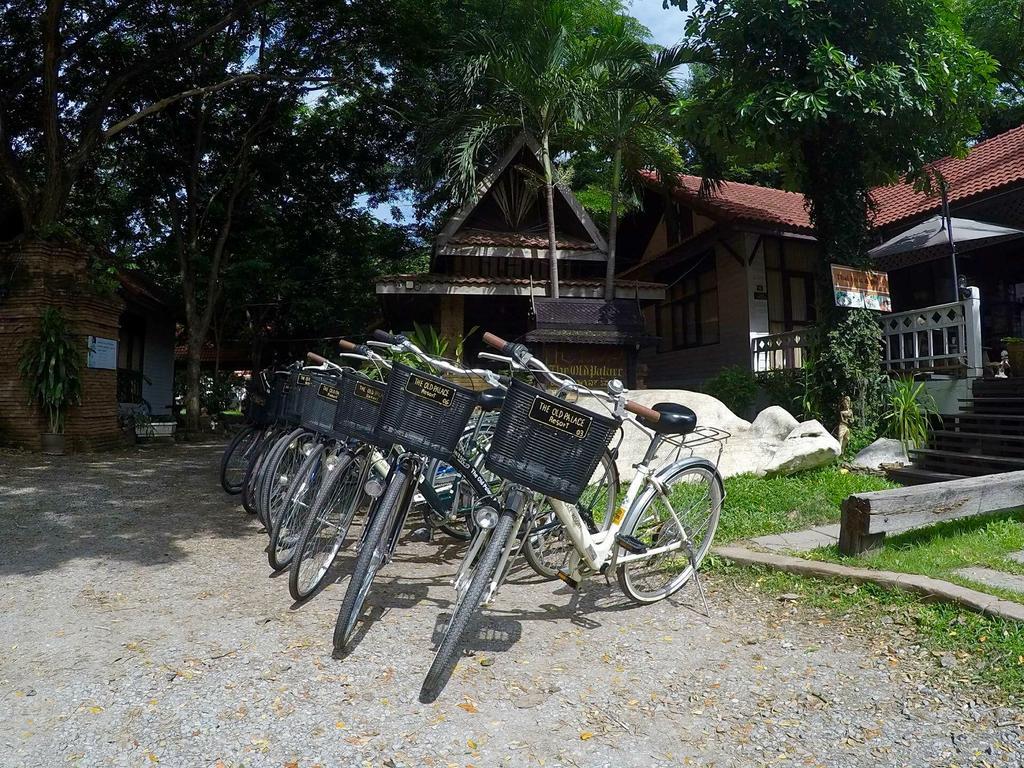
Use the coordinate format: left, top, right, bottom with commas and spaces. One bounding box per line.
221, 425, 261, 494
420, 506, 516, 702
332, 467, 413, 657
288, 450, 368, 601
617, 459, 723, 604
268, 441, 326, 571
242, 429, 278, 520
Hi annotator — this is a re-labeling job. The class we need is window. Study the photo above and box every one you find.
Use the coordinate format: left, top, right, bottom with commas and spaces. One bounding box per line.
656, 251, 719, 351
765, 239, 816, 334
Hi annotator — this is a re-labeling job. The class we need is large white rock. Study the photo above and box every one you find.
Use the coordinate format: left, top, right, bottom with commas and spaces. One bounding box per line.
760, 420, 842, 476
576, 389, 838, 481
848, 437, 908, 472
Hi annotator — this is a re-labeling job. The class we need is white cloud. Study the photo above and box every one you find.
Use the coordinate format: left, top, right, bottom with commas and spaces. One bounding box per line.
629, 0, 688, 48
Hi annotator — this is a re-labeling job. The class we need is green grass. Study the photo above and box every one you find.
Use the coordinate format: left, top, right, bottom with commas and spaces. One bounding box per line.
719, 466, 896, 543
808, 511, 1024, 602
713, 562, 1024, 700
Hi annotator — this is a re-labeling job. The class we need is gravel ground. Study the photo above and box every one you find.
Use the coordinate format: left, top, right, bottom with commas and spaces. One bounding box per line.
1, 442, 1022, 768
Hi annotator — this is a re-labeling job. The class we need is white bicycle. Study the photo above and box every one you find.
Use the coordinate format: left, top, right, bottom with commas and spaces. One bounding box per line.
420, 332, 727, 701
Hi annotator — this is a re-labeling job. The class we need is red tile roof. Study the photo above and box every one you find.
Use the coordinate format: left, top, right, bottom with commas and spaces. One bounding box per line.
871, 125, 1024, 228
447, 228, 596, 250
641, 170, 813, 234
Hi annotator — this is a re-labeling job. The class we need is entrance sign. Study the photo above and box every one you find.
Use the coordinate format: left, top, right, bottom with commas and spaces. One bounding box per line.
87, 336, 117, 369
831, 265, 891, 312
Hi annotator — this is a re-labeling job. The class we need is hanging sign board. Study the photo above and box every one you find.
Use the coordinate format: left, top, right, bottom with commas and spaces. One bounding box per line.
831, 264, 891, 312
87, 336, 118, 370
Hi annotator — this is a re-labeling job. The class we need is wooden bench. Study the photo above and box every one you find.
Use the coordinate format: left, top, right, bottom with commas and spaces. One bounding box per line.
839, 470, 1024, 555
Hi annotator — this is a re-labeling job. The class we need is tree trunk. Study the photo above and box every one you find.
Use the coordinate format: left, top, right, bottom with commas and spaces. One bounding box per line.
604, 146, 622, 301
541, 133, 559, 299
185, 335, 203, 435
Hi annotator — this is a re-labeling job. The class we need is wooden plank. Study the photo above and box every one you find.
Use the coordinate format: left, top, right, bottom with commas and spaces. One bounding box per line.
839, 470, 1024, 556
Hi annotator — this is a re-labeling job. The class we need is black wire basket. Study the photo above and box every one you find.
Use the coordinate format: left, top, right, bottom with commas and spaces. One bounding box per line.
244, 375, 271, 426
485, 378, 620, 504
374, 362, 478, 462
300, 369, 344, 434
283, 371, 311, 426
268, 373, 289, 423
333, 369, 388, 445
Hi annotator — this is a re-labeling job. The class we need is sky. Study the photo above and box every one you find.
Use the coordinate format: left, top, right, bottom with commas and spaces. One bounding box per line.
358, 1, 688, 225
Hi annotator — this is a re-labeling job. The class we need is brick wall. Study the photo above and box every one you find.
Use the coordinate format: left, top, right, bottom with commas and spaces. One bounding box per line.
0, 240, 124, 451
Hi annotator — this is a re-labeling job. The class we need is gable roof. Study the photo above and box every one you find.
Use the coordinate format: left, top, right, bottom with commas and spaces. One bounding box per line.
436, 132, 608, 256
639, 170, 813, 235
871, 124, 1024, 228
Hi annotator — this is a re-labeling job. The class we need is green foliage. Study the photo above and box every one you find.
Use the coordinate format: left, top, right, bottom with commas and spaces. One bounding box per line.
882, 376, 938, 448
17, 308, 83, 434
756, 368, 806, 419
719, 466, 896, 543
811, 309, 886, 430
704, 366, 758, 417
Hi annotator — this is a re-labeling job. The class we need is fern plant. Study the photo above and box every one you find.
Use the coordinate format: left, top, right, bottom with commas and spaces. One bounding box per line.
18, 307, 83, 434
881, 377, 937, 448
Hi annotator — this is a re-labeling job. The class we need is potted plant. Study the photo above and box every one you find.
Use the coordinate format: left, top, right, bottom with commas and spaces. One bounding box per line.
18, 307, 83, 455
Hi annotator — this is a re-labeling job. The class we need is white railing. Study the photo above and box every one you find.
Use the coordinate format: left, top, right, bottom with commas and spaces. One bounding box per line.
750, 288, 983, 378
751, 328, 811, 373
881, 287, 982, 377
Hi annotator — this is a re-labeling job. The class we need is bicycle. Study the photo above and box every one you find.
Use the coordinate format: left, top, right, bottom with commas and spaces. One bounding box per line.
419, 332, 726, 701
330, 330, 508, 655
287, 338, 501, 603
219, 372, 277, 494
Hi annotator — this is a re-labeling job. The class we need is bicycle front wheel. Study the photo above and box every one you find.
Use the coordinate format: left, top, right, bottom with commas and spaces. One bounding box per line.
617, 459, 723, 604
420, 506, 516, 702
220, 425, 261, 494
288, 450, 367, 601
332, 467, 412, 657
268, 442, 326, 571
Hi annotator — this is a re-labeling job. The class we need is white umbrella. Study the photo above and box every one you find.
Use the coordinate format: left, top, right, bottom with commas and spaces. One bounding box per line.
869, 215, 1024, 260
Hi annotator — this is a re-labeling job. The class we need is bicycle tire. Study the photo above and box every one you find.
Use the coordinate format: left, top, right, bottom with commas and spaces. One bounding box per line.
242, 430, 278, 520
268, 441, 326, 571
260, 427, 310, 532
220, 425, 260, 494
332, 468, 413, 657
287, 450, 364, 601
420, 506, 516, 702
617, 459, 723, 604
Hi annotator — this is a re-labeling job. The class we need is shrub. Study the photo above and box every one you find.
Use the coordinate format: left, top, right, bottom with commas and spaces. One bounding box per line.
704, 366, 758, 417
18, 307, 83, 434
882, 377, 938, 448
757, 368, 805, 418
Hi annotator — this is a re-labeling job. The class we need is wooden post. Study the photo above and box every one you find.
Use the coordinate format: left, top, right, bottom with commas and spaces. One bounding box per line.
439, 294, 465, 358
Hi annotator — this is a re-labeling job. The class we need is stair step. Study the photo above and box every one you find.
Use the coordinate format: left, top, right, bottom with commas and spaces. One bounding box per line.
959, 397, 1024, 403
909, 448, 1024, 470
941, 412, 1024, 421
932, 430, 1024, 444
885, 466, 968, 486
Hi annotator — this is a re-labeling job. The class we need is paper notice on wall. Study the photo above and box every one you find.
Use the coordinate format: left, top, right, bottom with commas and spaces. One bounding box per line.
87, 336, 117, 369
831, 264, 891, 312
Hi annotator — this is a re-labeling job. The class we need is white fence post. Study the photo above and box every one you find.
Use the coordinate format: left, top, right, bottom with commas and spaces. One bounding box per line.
963, 286, 983, 378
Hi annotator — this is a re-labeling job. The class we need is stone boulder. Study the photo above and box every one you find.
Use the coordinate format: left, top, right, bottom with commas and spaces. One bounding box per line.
760, 420, 842, 476
848, 437, 908, 472
577, 389, 839, 481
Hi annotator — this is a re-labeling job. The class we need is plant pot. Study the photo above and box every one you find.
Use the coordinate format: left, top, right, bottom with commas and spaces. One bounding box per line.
151, 422, 177, 438
41, 432, 65, 455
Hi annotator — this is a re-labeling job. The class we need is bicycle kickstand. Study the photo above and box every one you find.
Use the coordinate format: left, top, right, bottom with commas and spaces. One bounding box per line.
684, 542, 710, 618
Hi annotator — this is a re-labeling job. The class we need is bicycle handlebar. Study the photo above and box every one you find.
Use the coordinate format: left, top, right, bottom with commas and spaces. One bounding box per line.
372, 329, 401, 345
306, 352, 329, 366
625, 400, 661, 423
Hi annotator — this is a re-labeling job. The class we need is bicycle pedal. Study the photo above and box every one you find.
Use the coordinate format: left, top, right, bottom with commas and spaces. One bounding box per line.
556, 569, 580, 590
614, 534, 648, 555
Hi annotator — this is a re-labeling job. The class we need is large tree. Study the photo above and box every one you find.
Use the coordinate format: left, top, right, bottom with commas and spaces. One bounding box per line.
672, 0, 996, 423
0, 1, 278, 238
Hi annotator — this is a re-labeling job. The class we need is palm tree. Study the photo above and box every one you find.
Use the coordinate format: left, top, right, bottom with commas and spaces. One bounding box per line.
587, 23, 687, 300
445, 0, 603, 299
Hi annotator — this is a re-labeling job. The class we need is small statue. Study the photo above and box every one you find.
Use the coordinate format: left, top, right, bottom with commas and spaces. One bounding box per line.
996, 349, 1012, 378
836, 395, 853, 452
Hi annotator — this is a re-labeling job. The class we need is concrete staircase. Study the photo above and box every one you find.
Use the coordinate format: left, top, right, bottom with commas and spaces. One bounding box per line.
888, 378, 1024, 485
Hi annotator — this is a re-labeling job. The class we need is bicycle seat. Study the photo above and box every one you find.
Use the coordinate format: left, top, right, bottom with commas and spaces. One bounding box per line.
477, 388, 506, 412
639, 402, 697, 436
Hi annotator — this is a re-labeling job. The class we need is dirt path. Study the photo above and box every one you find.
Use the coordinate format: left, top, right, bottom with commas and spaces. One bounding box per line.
1, 444, 1021, 767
